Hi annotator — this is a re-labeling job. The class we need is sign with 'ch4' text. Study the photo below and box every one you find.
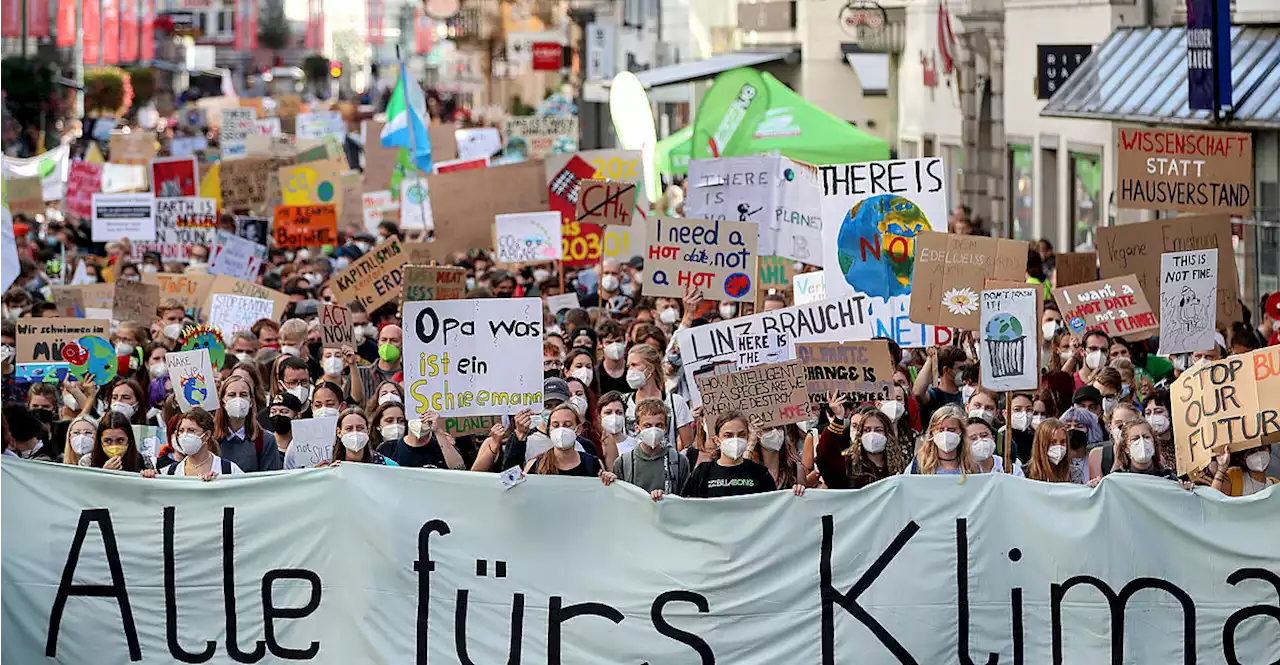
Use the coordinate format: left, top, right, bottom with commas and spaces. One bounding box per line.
403, 298, 543, 418
1171, 345, 1280, 476
1053, 275, 1158, 341
1116, 126, 1252, 215
645, 217, 759, 301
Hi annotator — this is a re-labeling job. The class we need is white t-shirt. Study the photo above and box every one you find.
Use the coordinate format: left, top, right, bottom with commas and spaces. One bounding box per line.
614, 435, 639, 456
166, 454, 244, 477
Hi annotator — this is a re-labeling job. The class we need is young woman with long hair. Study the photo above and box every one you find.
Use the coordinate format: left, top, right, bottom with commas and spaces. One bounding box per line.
623, 344, 694, 447
679, 411, 803, 498
905, 404, 977, 476
331, 408, 396, 465
62, 415, 99, 467
1102, 418, 1177, 481
104, 378, 150, 426
966, 416, 1022, 475
90, 412, 149, 472
565, 375, 603, 453
1026, 418, 1072, 483
214, 374, 279, 472
596, 391, 632, 470
369, 400, 408, 456
146, 408, 241, 479
751, 423, 806, 490
524, 403, 613, 481
364, 380, 404, 415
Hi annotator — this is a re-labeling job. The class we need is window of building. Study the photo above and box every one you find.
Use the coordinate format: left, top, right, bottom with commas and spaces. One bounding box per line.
218, 10, 234, 33
1009, 145, 1033, 240
1070, 152, 1101, 250
943, 144, 962, 214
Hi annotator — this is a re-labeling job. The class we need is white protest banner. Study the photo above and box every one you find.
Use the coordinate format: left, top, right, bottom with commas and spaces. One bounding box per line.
5, 461, 1278, 664
772, 158, 824, 264
687, 156, 823, 263
164, 348, 219, 412
495, 211, 563, 263
979, 288, 1040, 391
288, 415, 338, 468
319, 302, 352, 348
362, 190, 396, 231
1158, 248, 1219, 356
456, 127, 502, 161
819, 157, 949, 348
207, 293, 274, 341
794, 271, 826, 305
403, 298, 543, 417
208, 232, 266, 281
169, 136, 209, 158
1, 145, 70, 200
677, 295, 873, 405
399, 178, 434, 231
220, 108, 258, 158
646, 216, 758, 301
296, 110, 346, 140
132, 196, 216, 261
90, 193, 156, 241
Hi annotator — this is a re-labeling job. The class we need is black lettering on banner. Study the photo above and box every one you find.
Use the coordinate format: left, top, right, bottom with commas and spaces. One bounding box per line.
1221, 568, 1280, 665
164, 506, 217, 662
1049, 575, 1195, 665
415, 519, 451, 665
821, 514, 920, 665
648, 590, 716, 665
454, 589, 525, 665
223, 506, 267, 663
955, 519, 998, 665
46, 508, 142, 661
547, 597, 624, 664
261, 570, 322, 659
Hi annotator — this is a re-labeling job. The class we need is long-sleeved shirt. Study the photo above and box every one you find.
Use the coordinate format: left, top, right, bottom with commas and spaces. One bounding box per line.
815, 419, 893, 490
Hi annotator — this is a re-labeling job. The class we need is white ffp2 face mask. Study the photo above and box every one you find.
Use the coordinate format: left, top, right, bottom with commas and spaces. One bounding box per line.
761, 429, 786, 451
860, 431, 887, 454
322, 357, 344, 376
1048, 444, 1067, 465
1245, 450, 1271, 473
380, 424, 405, 441
1128, 437, 1155, 464
601, 413, 625, 435
638, 427, 666, 449
971, 437, 996, 461
1011, 411, 1031, 431
550, 427, 577, 450
341, 431, 370, 451
175, 433, 205, 456
626, 368, 648, 390
933, 430, 960, 454
719, 437, 748, 461
225, 397, 252, 419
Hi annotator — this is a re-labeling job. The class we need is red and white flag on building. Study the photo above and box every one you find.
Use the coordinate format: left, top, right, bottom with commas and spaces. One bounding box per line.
937, 0, 958, 74
120, 0, 138, 62
140, 0, 155, 60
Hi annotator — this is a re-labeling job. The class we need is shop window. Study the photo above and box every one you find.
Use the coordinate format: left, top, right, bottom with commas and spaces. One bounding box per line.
1070, 152, 1101, 250
1008, 145, 1033, 240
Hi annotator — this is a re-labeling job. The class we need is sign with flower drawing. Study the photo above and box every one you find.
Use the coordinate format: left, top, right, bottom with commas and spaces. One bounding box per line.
979, 287, 1039, 391
908, 231, 1030, 331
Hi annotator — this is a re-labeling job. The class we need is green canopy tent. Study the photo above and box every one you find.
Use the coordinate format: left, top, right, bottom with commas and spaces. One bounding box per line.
655, 69, 891, 175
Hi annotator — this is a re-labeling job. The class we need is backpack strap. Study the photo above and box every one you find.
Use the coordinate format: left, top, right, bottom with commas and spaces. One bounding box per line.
618, 448, 633, 481
221, 458, 233, 475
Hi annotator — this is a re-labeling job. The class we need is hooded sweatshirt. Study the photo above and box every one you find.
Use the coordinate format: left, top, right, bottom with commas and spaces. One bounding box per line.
615, 443, 691, 495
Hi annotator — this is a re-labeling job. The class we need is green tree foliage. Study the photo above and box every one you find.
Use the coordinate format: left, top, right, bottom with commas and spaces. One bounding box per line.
84, 67, 133, 116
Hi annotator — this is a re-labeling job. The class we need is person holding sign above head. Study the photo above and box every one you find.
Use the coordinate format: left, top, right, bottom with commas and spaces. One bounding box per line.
615, 398, 692, 500
523, 403, 613, 482
145, 408, 243, 479
623, 344, 694, 448
1025, 418, 1073, 484
680, 411, 803, 498
1210, 445, 1278, 497
903, 405, 977, 477
966, 416, 1022, 476
330, 408, 397, 466
817, 395, 904, 489
88, 412, 152, 473
214, 375, 281, 473
319, 344, 365, 407
911, 346, 968, 430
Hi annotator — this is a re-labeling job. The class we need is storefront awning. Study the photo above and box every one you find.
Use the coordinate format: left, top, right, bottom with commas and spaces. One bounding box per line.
606, 48, 799, 89
1041, 26, 1280, 129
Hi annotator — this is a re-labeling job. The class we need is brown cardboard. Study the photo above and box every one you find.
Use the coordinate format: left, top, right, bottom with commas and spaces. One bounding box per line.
14, 318, 110, 363
425, 161, 548, 257
143, 273, 216, 314
403, 265, 467, 302
6, 176, 45, 215
111, 279, 160, 324
1115, 126, 1253, 215
908, 232, 1030, 330
1053, 275, 1157, 341
328, 237, 410, 311
693, 361, 810, 429
1172, 346, 1280, 477
574, 178, 637, 226
1095, 214, 1240, 329
1053, 252, 1097, 287
207, 275, 290, 321
319, 302, 353, 348
108, 131, 157, 166
794, 340, 893, 403
429, 124, 460, 162
402, 242, 449, 265
50, 284, 114, 317
221, 156, 297, 212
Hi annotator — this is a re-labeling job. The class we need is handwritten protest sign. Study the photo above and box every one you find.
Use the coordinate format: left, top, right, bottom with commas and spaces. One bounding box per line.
978, 288, 1040, 391
758, 255, 794, 301
1053, 275, 1157, 341
502, 116, 579, 159
545, 293, 580, 316
1053, 252, 1097, 287
427, 161, 548, 258
495, 211, 563, 263
65, 161, 103, 219
150, 156, 198, 197
1116, 126, 1253, 216
220, 108, 258, 158
108, 132, 156, 165
694, 361, 809, 429
296, 111, 346, 140
6, 176, 44, 215
772, 158, 824, 264
362, 190, 395, 232
111, 280, 159, 324
1158, 249, 1218, 356
443, 414, 503, 437
280, 159, 344, 217
208, 232, 266, 281
1171, 345, 1280, 477
645, 217, 759, 301
794, 340, 893, 403
208, 294, 274, 341
166, 348, 219, 412
575, 179, 636, 225
456, 127, 502, 161
329, 237, 409, 311
793, 272, 826, 305
51, 284, 113, 317
170, 136, 209, 158
207, 275, 290, 321
289, 416, 338, 467
403, 265, 467, 302
142, 273, 215, 315
91, 193, 156, 241
320, 303, 352, 348
15, 318, 110, 364
908, 231, 1029, 330
403, 298, 543, 417
1096, 214, 1239, 329
399, 178, 434, 230
221, 156, 295, 212
133, 196, 216, 261
548, 155, 605, 267
274, 204, 338, 248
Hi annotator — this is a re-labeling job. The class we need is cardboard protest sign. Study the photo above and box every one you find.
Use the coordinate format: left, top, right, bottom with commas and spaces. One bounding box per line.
645, 217, 759, 301
15, 318, 110, 364
575, 179, 636, 226
1096, 214, 1239, 329
402, 298, 544, 417
208, 232, 266, 281
1171, 345, 1280, 477
132, 196, 216, 261
402, 242, 446, 265
456, 127, 502, 161
274, 95, 305, 118
65, 161, 104, 219
603, 223, 644, 263
328, 237, 410, 311
150, 156, 198, 197
288, 416, 338, 467
694, 361, 809, 429
1053, 252, 1097, 287
362, 190, 396, 231
51, 284, 109, 317
495, 211, 563, 263
1053, 275, 1158, 341
686, 157, 771, 225
166, 348, 220, 413
794, 340, 893, 403
676, 295, 874, 406
5, 176, 44, 215
108, 132, 156, 165
442, 414, 502, 438
207, 275, 290, 321
1116, 126, 1253, 215
111, 280, 160, 324
63, 336, 118, 386
339, 172, 363, 229
907, 231, 1029, 330
1158, 249, 1218, 356
977, 288, 1040, 391
220, 108, 258, 158
91, 193, 156, 241
279, 158, 344, 217
274, 204, 338, 248
141, 273, 216, 315
360, 120, 401, 191
427, 161, 548, 257
399, 177, 434, 230
502, 116, 579, 159
548, 154, 607, 267
403, 265, 467, 302
221, 156, 296, 212
428, 124, 460, 162
758, 255, 794, 297
296, 110, 346, 140
320, 302, 353, 349
208, 293, 274, 341
433, 157, 489, 174
793, 272, 826, 305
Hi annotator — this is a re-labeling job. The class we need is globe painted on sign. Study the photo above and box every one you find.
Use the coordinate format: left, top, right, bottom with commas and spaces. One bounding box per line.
316, 181, 335, 202
406, 183, 428, 205
64, 336, 118, 384
985, 313, 1025, 341
182, 374, 209, 406
835, 194, 932, 298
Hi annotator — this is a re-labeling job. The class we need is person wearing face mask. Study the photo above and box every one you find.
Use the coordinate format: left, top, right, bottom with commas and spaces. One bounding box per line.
264, 391, 303, 461
103, 378, 150, 426
1090, 367, 1127, 417
594, 320, 631, 395
276, 318, 311, 364
214, 375, 281, 472
271, 356, 314, 406
565, 348, 596, 387
319, 344, 365, 405
1210, 445, 1278, 496
523, 404, 612, 482
966, 417, 1022, 476
965, 389, 1001, 430
329, 409, 397, 466
904, 404, 977, 476
62, 415, 99, 466
564, 376, 601, 444
365, 380, 404, 414
655, 298, 683, 329
613, 398, 691, 499
348, 303, 380, 363
308, 382, 346, 422
1040, 306, 1064, 361
369, 401, 408, 457
485, 378, 600, 470
154, 298, 188, 346
717, 301, 737, 321
1058, 406, 1104, 484
358, 324, 403, 398
86, 412, 151, 472
146, 409, 242, 478
390, 410, 466, 469
911, 346, 967, 429
1141, 391, 1175, 468
1026, 418, 1072, 483
2, 403, 57, 461
623, 344, 695, 448
584, 259, 625, 308
1074, 330, 1111, 389
596, 391, 634, 470
1097, 418, 1177, 482
1003, 393, 1038, 465
679, 412, 800, 498
1087, 401, 1140, 479
819, 401, 904, 489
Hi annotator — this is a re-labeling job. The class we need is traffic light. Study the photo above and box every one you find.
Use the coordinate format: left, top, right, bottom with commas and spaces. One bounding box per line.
330, 62, 343, 78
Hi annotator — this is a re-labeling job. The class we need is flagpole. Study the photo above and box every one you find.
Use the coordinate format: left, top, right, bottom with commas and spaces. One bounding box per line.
396, 45, 431, 239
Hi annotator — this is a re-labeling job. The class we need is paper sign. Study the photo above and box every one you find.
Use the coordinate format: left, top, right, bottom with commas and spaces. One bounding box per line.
361, 190, 396, 231
433, 157, 489, 174
221, 156, 296, 212
170, 136, 210, 158
100, 163, 148, 193
502, 116, 579, 159
758, 255, 794, 295
907, 231, 1030, 330
279, 159, 344, 216
132, 196, 216, 261
141, 273, 216, 315
1115, 126, 1253, 215
694, 361, 809, 429
133, 425, 161, 464
978, 288, 1040, 391
403, 265, 467, 302
575, 179, 636, 225
206, 275, 289, 322
111, 279, 160, 324
1053, 275, 1158, 341
234, 215, 270, 247
443, 414, 503, 438
208, 293, 274, 341
686, 157, 774, 252
403, 298, 544, 417
320, 302, 352, 348
289, 416, 338, 467
495, 211, 563, 263
296, 111, 346, 140
328, 237, 410, 311
456, 127, 502, 161
1158, 249, 1219, 355
545, 293, 580, 315
1171, 345, 1280, 477
5, 176, 44, 215
1053, 252, 1097, 287
793, 272, 826, 305
220, 108, 258, 158
645, 217, 759, 301
426, 161, 548, 257
771, 158, 824, 264
14, 318, 110, 364
91, 193, 156, 241
65, 161, 104, 219
166, 349, 220, 413
603, 223, 643, 263
208, 232, 266, 281
1095, 214, 1239, 329
109, 132, 156, 165
274, 204, 338, 248
151, 156, 199, 197
399, 178, 434, 231
794, 340, 893, 402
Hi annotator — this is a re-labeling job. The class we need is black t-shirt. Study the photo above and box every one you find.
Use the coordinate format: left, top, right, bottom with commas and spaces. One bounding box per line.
379, 438, 445, 468
595, 362, 630, 397
682, 460, 777, 498
527, 451, 601, 477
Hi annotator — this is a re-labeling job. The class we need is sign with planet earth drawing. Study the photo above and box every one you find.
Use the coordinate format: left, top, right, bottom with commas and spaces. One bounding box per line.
178, 324, 227, 371
166, 348, 219, 413
62, 336, 119, 386
978, 287, 1039, 391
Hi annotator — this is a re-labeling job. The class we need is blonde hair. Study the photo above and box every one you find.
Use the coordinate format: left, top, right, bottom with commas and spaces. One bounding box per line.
918, 404, 977, 476
278, 318, 309, 345
62, 415, 99, 466
626, 344, 665, 388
